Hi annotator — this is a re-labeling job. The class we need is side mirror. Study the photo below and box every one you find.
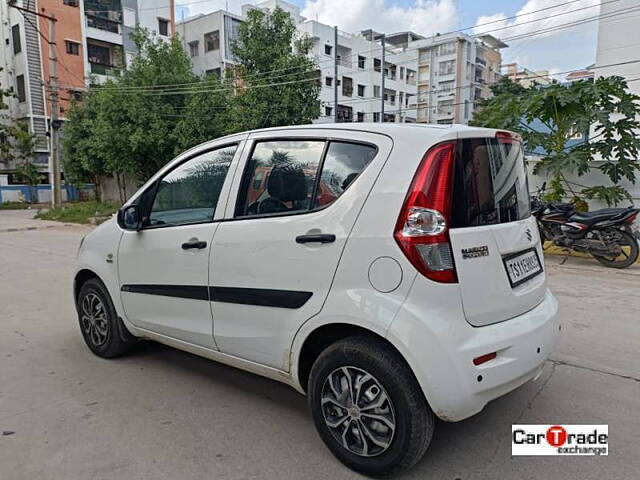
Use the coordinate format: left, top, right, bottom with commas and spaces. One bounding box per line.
118, 204, 141, 231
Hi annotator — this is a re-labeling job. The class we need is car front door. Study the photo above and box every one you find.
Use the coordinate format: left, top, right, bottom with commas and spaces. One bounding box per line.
118, 141, 243, 348
210, 130, 392, 370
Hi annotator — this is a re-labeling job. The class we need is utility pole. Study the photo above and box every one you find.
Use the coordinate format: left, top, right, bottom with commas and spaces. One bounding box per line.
8, 2, 61, 208
334, 26, 338, 123
48, 14, 62, 209
380, 33, 385, 122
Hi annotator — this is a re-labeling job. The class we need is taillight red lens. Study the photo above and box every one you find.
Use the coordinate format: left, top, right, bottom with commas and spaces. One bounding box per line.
394, 141, 458, 283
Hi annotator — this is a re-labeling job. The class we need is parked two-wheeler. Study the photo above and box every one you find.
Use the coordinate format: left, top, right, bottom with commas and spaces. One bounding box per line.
531, 184, 640, 268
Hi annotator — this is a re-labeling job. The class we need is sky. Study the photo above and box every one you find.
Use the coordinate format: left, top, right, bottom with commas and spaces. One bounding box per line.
175, 0, 602, 78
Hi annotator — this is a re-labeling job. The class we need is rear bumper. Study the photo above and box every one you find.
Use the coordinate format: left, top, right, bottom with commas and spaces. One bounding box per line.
387, 286, 560, 421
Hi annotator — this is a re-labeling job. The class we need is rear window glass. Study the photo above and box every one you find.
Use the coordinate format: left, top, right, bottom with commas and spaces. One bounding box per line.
451, 137, 530, 227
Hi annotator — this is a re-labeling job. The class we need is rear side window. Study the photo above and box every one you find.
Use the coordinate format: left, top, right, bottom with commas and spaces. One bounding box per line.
451, 137, 530, 227
236, 140, 325, 216
236, 139, 377, 217
314, 142, 377, 208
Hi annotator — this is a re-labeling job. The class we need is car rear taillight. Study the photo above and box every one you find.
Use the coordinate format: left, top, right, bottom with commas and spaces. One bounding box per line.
394, 141, 458, 283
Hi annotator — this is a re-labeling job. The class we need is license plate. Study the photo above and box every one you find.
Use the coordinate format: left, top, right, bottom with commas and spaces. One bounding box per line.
502, 248, 543, 288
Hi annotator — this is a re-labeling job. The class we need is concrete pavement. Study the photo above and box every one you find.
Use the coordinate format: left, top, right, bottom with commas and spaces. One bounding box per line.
1, 210, 639, 480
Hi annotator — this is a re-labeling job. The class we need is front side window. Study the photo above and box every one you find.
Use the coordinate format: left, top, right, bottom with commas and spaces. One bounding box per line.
314, 142, 376, 208
148, 145, 236, 227
236, 140, 324, 217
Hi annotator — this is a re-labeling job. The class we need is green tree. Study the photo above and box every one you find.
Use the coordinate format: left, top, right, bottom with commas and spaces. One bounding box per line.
61, 28, 212, 202
1, 71, 39, 201
173, 74, 231, 154
230, 6, 321, 130
472, 76, 640, 206
61, 99, 105, 200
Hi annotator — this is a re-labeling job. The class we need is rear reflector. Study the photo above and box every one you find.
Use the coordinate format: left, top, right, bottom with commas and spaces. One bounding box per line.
473, 352, 497, 366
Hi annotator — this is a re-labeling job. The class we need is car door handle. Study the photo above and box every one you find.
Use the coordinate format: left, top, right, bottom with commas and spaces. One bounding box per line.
295, 234, 336, 244
181, 238, 207, 250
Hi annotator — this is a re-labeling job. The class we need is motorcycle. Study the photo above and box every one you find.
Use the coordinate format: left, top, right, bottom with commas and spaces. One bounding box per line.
531, 183, 640, 268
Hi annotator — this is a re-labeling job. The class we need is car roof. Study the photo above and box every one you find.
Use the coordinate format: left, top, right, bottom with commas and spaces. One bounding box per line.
245, 122, 496, 135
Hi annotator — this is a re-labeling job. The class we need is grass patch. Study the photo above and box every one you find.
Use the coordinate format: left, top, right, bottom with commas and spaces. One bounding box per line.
36, 201, 119, 224
0, 201, 34, 210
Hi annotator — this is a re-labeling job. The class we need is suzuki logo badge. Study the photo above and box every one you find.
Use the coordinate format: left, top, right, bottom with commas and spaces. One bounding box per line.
526, 228, 533, 242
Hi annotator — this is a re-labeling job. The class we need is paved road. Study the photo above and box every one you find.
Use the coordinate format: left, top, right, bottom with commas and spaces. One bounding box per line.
1, 210, 639, 480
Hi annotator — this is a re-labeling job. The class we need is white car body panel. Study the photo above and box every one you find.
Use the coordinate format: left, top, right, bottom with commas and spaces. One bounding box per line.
74, 123, 560, 422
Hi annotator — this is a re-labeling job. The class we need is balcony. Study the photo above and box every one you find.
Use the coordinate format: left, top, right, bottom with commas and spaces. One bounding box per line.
90, 63, 121, 76
86, 15, 120, 34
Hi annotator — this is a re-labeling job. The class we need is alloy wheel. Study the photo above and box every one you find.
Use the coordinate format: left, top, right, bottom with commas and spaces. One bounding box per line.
80, 292, 109, 346
320, 366, 396, 457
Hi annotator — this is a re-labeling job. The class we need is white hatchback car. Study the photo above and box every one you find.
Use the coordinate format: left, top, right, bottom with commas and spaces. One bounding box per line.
75, 123, 559, 476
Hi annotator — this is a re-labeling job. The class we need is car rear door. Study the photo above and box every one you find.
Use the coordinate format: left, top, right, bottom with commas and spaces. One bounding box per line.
447, 133, 547, 327
209, 129, 393, 370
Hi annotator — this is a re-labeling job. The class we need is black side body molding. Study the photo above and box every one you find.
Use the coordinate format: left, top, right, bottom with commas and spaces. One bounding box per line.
121, 284, 312, 309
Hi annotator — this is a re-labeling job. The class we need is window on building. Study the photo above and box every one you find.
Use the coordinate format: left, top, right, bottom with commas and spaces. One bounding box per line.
149, 145, 236, 227
373, 85, 381, 98
205, 68, 221, 77
325, 76, 333, 87
439, 60, 456, 75
356, 112, 365, 122
325, 106, 333, 117
440, 80, 455, 93
65, 41, 80, 56
16, 75, 26, 103
158, 18, 169, 36
406, 69, 416, 85
63, 0, 79, 5
357, 84, 365, 97
399, 92, 404, 106
188, 40, 199, 57
88, 43, 111, 65
400, 66, 405, 79
439, 42, 457, 55
437, 99, 453, 116
342, 76, 353, 97
204, 31, 220, 52
337, 105, 353, 122
374, 58, 381, 72
11, 25, 21, 54
324, 44, 332, 55
236, 140, 325, 216
464, 99, 470, 119
358, 55, 366, 69
373, 112, 380, 122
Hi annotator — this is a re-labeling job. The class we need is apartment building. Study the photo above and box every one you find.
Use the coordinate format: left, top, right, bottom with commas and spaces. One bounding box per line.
177, 0, 420, 123
502, 62, 551, 87
0, 0, 174, 177
413, 32, 506, 125
177, 9, 242, 78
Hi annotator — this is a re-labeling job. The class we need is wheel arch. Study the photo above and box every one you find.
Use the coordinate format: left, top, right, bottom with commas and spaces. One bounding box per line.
74, 268, 101, 304
294, 322, 419, 395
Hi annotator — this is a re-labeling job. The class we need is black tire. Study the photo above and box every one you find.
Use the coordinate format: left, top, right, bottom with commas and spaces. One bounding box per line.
77, 278, 136, 358
592, 230, 639, 269
308, 335, 434, 477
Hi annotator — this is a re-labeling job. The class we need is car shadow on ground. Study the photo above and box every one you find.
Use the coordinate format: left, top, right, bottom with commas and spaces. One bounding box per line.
122, 339, 548, 479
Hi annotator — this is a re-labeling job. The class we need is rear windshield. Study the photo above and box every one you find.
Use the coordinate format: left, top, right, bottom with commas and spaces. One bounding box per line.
451, 137, 530, 228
